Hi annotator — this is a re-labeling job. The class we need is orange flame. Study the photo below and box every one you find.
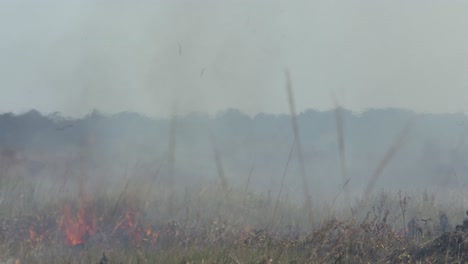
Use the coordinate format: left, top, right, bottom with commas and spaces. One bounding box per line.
117, 208, 160, 247
125, 209, 137, 229
61, 203, 96, 246
144, 227, 159, 245
29, 226, 36, 242
123, 209, 141, 246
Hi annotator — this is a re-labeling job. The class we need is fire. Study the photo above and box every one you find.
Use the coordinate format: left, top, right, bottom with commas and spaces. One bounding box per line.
118, 208, 142, 246
29, 222, 51, 246
29, 227, 36, 242
115, 208, 159, 246
58, 180, 97, 246
125, 209, 138, 229
144, 227, 159, 245
60, 203, 96, 246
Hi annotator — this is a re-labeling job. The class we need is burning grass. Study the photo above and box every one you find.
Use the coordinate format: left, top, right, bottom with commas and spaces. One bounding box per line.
1, 153, 468, 263
0, 182, 467, 263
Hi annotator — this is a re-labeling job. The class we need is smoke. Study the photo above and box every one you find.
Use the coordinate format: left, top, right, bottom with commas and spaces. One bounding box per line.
0, 1, 286, 117
1, 1, 468, 116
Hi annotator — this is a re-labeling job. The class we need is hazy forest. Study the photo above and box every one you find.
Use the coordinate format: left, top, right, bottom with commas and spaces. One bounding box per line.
2, 108, 467, 195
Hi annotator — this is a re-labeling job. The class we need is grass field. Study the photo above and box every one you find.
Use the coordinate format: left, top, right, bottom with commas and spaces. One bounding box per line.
0, 160, 468, 264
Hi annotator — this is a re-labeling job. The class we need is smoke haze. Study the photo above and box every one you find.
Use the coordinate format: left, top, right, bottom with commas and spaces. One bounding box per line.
1, 1, 468, 116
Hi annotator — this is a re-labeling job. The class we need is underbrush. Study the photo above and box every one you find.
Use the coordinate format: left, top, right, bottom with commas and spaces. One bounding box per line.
1, 161, 468, 263
0, 175, 467, 263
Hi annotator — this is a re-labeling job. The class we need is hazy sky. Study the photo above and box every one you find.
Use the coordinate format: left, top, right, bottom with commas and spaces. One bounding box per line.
1, 0, 468, 117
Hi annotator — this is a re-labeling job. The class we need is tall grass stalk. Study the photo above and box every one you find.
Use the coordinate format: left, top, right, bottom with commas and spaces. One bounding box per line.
285, 70, 313, 225
333, 98, 351, 209
361, 119, 413, 206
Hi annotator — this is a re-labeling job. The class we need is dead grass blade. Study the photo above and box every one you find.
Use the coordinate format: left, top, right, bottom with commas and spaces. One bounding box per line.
285, 70, 313, 222
167, 112, 177, 186
362, 118, 414, 204
332, 95, 351, 208
270, 138, 295, 228
210, 133, 229, 194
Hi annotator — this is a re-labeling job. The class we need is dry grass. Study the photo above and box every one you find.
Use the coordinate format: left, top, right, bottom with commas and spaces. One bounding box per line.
0, 163, 467, 264
0, 73, 463, 263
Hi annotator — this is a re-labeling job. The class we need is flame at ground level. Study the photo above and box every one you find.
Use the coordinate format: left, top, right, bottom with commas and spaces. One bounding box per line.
59, 203, 97, 246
